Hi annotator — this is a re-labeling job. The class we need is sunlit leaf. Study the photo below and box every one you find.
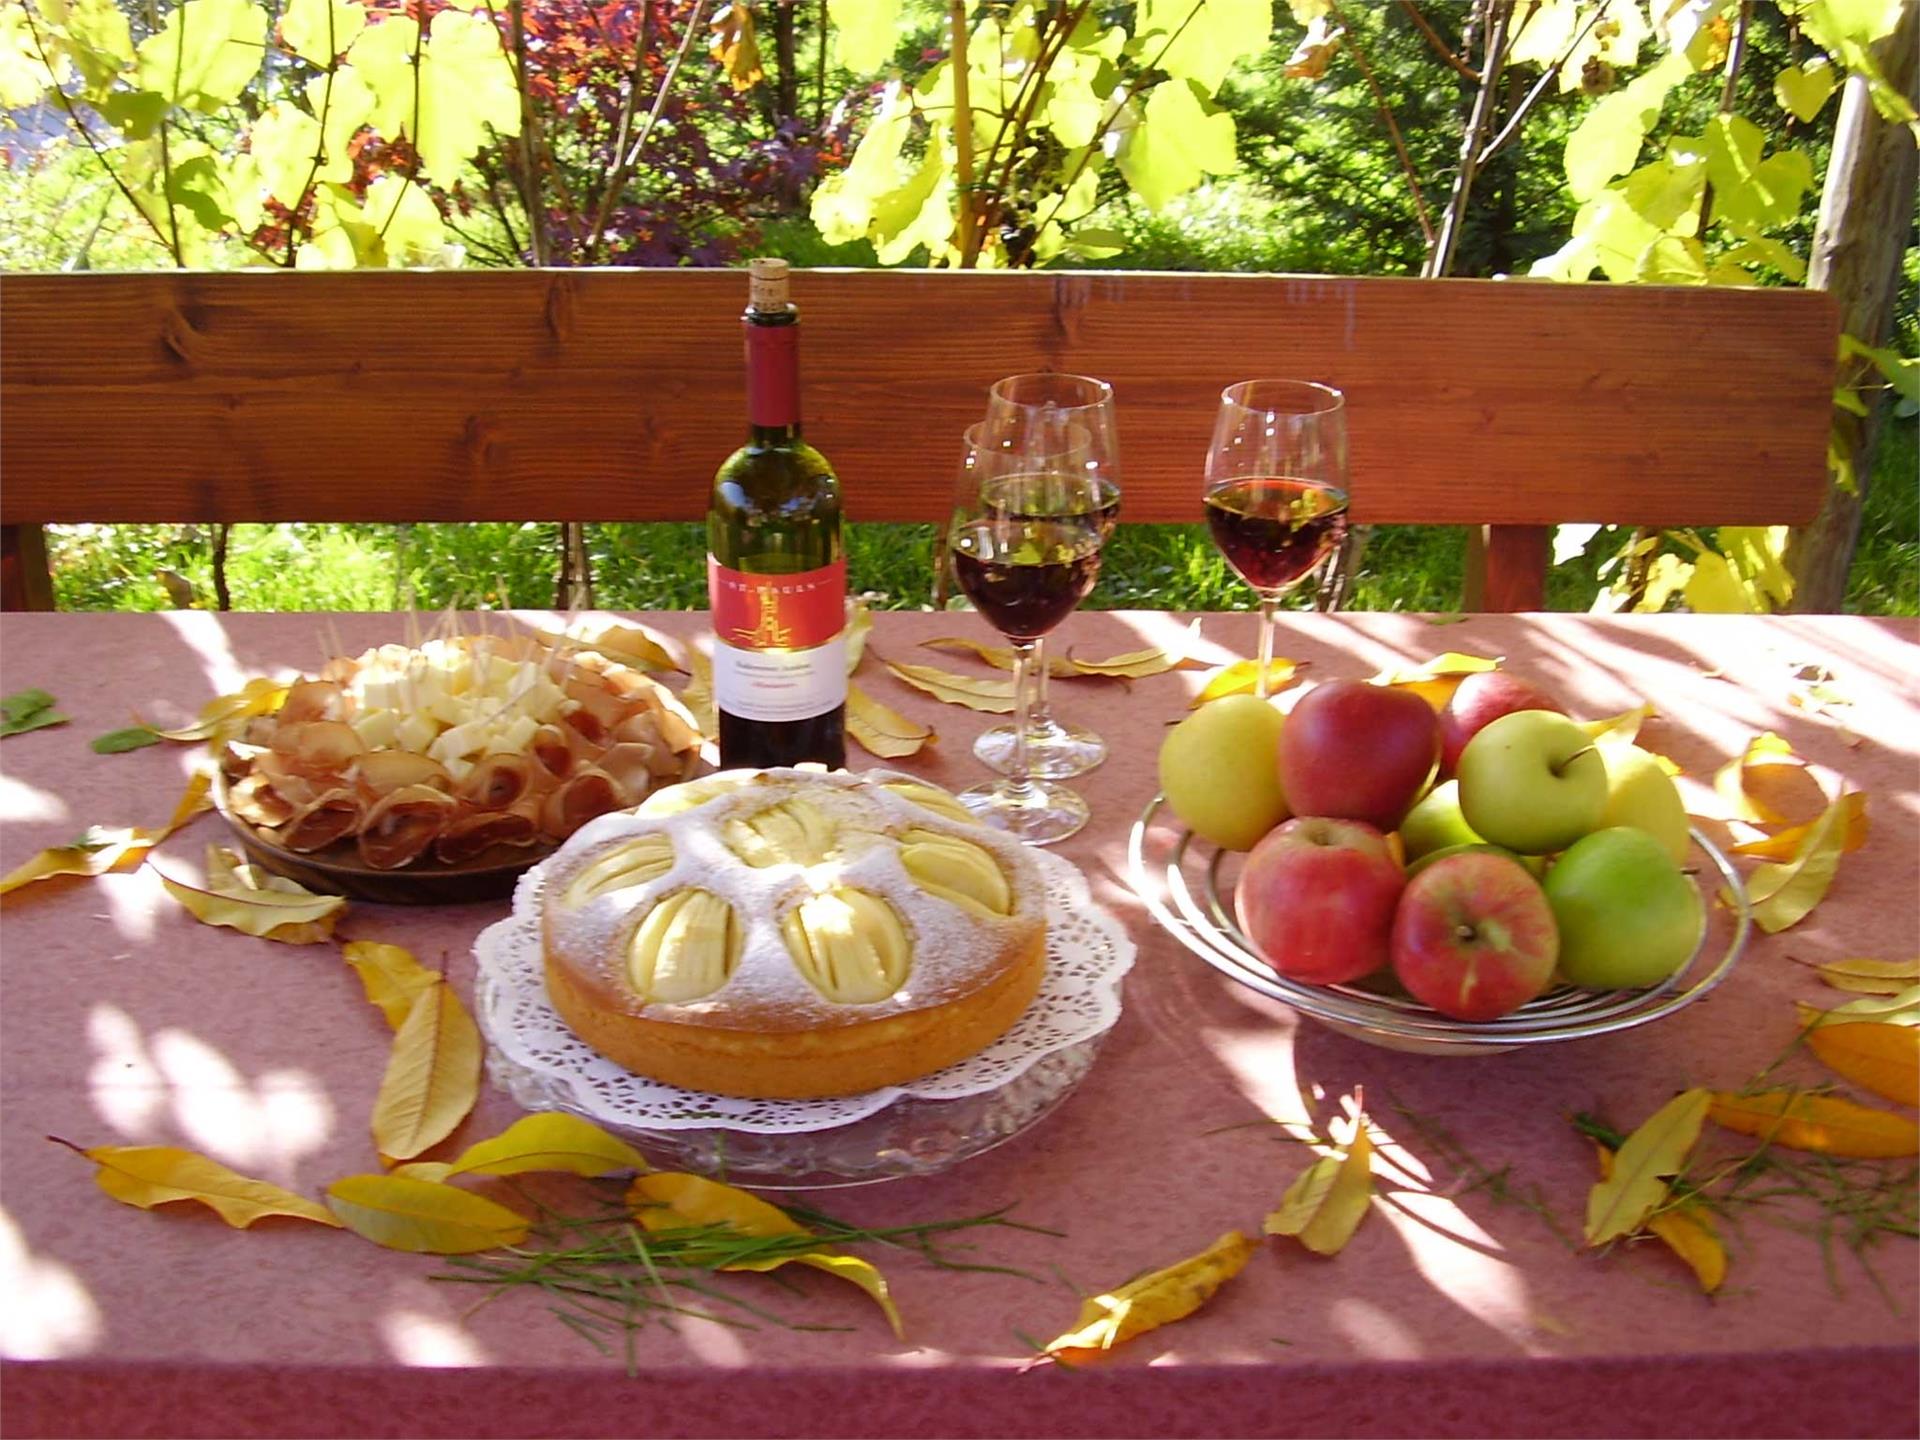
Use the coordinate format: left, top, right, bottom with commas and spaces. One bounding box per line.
1281, 13, 1340, 78
920, 636, 1080, 677
1262, 1109, 1373, 1256
883, 660, 1016, 713
1800, 987, 1920, 1029
828, 0, 897, 73
351, 9, 521, 183
1578, 702, 1659, 750
1584, 1088, 1711, 1246
91, 726, 162, 754
1810, 957, 1920, 995
443, 1113, 650, 1179
1593, 1142, 1724, 1293
145, 677, 288, 744
708, 0, 763, 89
1805, 1022, 1920, 1109
1694, 113, 1814, 233
1724, 792, 1861, 933
1713, 732, 1807, 826
0, 772, 212, 896
1116, 79, 1237, 214
1190, 658, 1302, 707
1563, 49, 1689, 201
1039, 1230, 1257, 1364
843, 601, 872, 674
327, 1173, 528, 1253
135, 0, 266, 112
1709, 1089, 1918, 1157
1139, 0, 1270, 92
68, 1141, 341, 1228
560, 620, 681, 674
630, 1172, 903, 1336
1728, 791, 1868, 860
342, 940, 441, 1030
158, 844, 344, 944
846, 683, 934, 759
370, 982, 482, 1161
280, 0, 364, 62
1, 687, 68, 737
679, 650, 716, 734
1067, 620, 1203, 678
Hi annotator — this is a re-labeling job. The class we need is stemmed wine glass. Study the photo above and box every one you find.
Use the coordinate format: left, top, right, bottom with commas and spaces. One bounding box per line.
1204, 380, 1350, 698
972, 373, 1122, 779
948, 418, 1109, 844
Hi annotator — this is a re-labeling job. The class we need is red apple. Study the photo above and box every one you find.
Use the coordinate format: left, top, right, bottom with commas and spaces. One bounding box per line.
1235, 816, 1405, 985
1437, 671, 1565, 777
1389, 851, 1558, 1021
1278, 680, 1439, 832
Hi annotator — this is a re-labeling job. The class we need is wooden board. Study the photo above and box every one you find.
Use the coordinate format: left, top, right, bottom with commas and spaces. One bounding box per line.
1, 270, 1836, 530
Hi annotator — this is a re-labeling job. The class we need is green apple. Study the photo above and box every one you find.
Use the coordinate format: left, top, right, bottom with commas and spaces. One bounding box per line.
1406, 841, 1545, 879
1545, 826, 1705, 989
1398, 780, 1483, 860
1598, 744, 1691, 865
1456, 710, 1608, 855
1159, 694, 1290, 851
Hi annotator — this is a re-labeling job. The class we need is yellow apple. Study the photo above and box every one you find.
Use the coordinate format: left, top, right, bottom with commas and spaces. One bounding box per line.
1159, 694, 1290, 850
1598, 744, 1690, 865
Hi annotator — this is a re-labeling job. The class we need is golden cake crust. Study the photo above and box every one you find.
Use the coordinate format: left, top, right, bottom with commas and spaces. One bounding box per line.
538, 768, 1048, 1099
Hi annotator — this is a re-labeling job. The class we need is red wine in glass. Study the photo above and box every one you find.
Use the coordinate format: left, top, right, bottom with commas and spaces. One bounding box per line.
949, 518, 1103, 641
1204, 476, 1350, 593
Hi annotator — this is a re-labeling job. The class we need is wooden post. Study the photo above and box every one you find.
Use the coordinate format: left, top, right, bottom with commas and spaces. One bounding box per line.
1788, 1, 1919, 613
1, 524, 56, 611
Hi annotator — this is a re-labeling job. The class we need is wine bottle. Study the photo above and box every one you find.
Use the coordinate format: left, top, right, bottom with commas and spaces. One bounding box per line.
708, 258, 847, 770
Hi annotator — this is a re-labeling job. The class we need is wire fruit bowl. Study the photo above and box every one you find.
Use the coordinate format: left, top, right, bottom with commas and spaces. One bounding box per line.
1128, 795, 1751, 1055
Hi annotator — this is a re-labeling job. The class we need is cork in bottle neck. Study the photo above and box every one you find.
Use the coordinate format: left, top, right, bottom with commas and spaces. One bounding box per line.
748, 257, 791, 312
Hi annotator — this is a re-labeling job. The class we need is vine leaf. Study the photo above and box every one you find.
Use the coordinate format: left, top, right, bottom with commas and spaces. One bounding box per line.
1708, 1090, 1919, 1158
826, 0, 898, 74
1584, 1088, 1710, 1247
442, 1113, 650, 1179
64, 1140, 342, 1229
327, 1173, 528, 1253
846, 683, 934, 759
351, 10, 521, 183
0, 771, 212, 896
135, 0, 266, 112
1804, 1022, 1920, 1110
1036, 1230, 1257, 1365
158, 844, 345, 944
630, 1172, 904, 1337
370, 982, 482, 1162
1117, 79, 1238, 213
1138, 0, 1270, 93
1263, 1107, 1374, 1256
342, 940, 441, 1030
280, 0, 365, 63
708, 0, 763, 89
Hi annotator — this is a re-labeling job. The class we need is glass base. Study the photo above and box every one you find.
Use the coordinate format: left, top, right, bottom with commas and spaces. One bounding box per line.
958, 777, 1089, 845
974, 714, 1107, 780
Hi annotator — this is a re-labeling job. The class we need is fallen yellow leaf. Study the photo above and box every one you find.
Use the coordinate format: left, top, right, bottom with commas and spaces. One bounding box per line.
64, 1140, 341, 1229
883, 660, 1016, 713
560, 620, 681, 673
326, 1173, 529, 1253
1725, 792, 1862, 934
1708, 1089, 1919, 1157
342, 941, 442, 1031
371, 983, 482, 1162
157, 845, 346, 944
1713, 732, 1812, 826
444, 1113, 649, 1179
1579, 703, 1660, 750
1263, 1111, 1374, 1256
146, 677, 288, 744
1805, 1022, 1920, 1109
1809, 958, 1920, 995
1585, 1089, 1711, 1246
1040, 1230, 1257, 1365
679, 651, 716, 734
1067, 620, 1203, 678
0, 771, 212, 896
1730, 792, 1870, 860
1592, 1142, 1725, 1294
846, 683, 935, 758
1190, 659, 1301, 707
844, 600, 873, 674
918, 637, 1080, 676
629, 1172, 902, 1336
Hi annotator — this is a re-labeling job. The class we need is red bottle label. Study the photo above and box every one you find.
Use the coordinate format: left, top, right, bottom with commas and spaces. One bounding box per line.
708, 556, 845, 651
746, 323, 801, 429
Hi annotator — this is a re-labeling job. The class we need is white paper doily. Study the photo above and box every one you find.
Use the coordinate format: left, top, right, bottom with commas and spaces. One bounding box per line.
473, 846, 1133, 1183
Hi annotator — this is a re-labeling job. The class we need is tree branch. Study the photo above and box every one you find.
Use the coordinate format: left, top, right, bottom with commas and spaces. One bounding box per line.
586, 0, 710, 258
1475, 2, 1602, 168
1697, 0, 1754, 233
1398, 0, 1480, 84
1426, 0, 1511, 278
1329, 0, 1434, 249
950, 0, 977, 265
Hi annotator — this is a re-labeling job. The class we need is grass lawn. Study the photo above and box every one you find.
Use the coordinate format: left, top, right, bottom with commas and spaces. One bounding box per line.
45, 418, 1915, 618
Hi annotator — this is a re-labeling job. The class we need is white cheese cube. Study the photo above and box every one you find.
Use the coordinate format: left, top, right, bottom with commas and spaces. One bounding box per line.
395, 712, 440, 754
351, 710, 401, 750
497, 714, 539, 755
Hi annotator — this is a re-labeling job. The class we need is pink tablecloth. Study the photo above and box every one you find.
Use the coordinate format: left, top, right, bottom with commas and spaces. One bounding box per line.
2, 609, 1916, 1439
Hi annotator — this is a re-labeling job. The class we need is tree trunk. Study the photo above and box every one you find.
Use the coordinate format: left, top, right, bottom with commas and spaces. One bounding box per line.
1787, 0, 1918, 613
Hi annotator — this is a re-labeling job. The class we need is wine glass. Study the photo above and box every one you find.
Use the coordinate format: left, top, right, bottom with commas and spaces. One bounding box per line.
973, 373, 1122, 779
948, 427, 1109, 844
1204, 380, 1350, 698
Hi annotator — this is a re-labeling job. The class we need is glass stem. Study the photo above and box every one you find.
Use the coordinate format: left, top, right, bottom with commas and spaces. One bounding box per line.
1255, 596, 1279, 699
1031, 635, 1053, 723
1006, 640, 1039, 804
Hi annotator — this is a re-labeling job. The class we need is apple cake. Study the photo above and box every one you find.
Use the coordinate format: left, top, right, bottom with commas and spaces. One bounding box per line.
538, 768, 1048, 1099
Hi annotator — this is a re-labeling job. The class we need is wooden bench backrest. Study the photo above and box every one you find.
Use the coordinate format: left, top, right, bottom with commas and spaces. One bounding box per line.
0, 270, 1837, 610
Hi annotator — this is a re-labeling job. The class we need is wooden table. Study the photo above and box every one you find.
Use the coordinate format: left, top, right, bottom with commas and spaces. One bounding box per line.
2, 608, 1915, 1439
